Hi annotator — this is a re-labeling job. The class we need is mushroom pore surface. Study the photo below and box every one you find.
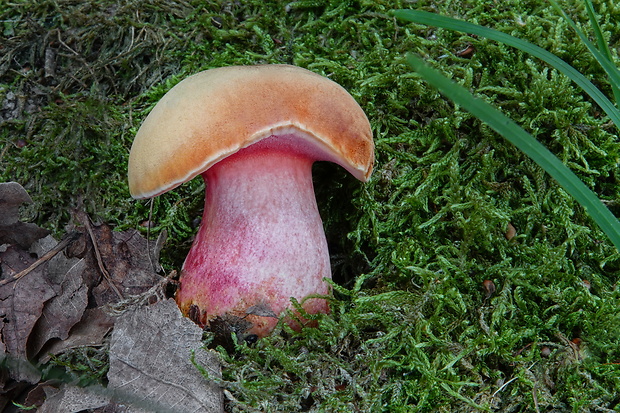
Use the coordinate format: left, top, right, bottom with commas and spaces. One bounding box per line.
175, 133, 332, 337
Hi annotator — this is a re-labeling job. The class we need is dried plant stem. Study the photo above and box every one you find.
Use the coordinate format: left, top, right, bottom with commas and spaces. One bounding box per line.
81, 214, 124, 300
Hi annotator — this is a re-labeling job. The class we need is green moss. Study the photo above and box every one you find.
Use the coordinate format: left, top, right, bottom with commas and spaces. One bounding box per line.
2, 0, 620, 410
43, 346, 109, 387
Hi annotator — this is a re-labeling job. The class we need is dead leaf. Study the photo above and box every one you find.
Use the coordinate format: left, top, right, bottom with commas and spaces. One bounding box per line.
0, 182, 31, 225
22, 380, 52, 410
40, 300, 225, 413
38, 307, 114, 364
22, 235, 89, 359
0, 245, 55, 382
38, 384, 111, 413
0, 379, 31, 413
0, 184, 179, 409
107, 299, 223, 413
28, 260, 90, 359
84, 222, 164, 307
0, 182, 49, 248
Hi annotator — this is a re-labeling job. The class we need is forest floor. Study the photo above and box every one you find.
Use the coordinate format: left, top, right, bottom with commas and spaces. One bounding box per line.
1, 0, 620, 411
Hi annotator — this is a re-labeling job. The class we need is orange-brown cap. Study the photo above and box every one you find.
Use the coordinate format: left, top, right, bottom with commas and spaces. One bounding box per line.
128, 64, 374, 199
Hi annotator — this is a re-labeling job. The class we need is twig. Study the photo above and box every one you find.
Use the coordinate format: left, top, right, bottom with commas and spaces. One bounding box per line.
492, 376, 518, 399
56, 29, 97, 84
80, 214, 124, 300
1, 232, 80, 287
56, 29, 79, 56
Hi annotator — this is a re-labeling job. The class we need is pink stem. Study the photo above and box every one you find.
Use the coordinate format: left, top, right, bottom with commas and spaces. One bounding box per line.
176, 135, 331, 336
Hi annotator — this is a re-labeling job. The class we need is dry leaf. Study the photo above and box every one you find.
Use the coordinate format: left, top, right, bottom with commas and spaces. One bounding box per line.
28, 260, 90, 359
246, 303, 278, 318
84, 222, 164, 307
0, 245, 56, 382
107, 299, 223, 413
0, 184, 185, 411
38, 308, 114, 364
39, 300, 224, 413
0, 379, 30, 412
27, 236, 90, 359
38, 384, 110, 413
0, 182, 49, 248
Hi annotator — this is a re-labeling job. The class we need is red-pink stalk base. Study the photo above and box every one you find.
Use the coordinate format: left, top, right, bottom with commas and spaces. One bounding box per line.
175, 136, 331, 337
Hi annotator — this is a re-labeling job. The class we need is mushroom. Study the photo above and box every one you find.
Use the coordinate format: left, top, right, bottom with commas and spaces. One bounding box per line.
128, 65, 374, 337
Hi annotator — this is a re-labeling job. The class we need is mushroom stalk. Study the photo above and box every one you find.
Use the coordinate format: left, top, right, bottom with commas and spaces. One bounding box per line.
176, 135, 331, 337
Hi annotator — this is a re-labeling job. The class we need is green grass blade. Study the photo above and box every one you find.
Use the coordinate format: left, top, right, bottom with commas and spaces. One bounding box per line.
583, 0, 615, 63
393, 9, 620, 129
405, 53, 620, 251
550, 0, 620, 106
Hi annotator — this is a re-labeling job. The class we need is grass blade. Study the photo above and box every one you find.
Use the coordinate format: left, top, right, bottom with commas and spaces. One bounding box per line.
583, 0, 615, 64
550, 0, 620, 106
393, 9, 620, 129
405, 53, 620, 250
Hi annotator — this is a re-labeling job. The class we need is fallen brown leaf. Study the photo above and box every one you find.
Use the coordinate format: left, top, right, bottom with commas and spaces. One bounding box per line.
37, 384, 111, 413
27, 252, 89, 360
82, 221, 165, 307
107, 299, 223, 412
0, 183, 201, 411
37, 299, 224, 413
0, 244, 56, 382
0, 182, 49, 248
38, 308, 114, 365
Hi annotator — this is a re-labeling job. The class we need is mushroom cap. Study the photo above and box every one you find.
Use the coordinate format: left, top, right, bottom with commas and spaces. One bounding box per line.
128, 64, 374, 199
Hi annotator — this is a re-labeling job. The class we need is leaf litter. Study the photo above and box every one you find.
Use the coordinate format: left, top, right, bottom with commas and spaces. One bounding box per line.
0, 182, 223, 412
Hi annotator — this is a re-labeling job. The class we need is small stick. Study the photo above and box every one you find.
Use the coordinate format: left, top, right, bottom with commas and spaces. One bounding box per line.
1, 232, 80, 287
80, 214, 124, 300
